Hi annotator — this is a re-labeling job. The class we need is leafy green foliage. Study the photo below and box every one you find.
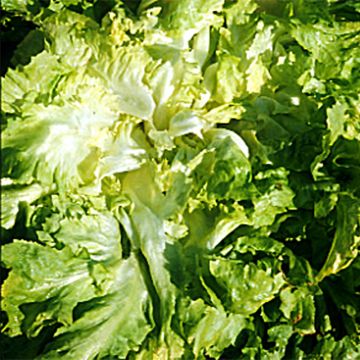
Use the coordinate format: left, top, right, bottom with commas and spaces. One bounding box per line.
1, 0, 360, 359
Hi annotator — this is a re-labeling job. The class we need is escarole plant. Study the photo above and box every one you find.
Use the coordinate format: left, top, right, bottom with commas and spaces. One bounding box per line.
1, 0, 359, 359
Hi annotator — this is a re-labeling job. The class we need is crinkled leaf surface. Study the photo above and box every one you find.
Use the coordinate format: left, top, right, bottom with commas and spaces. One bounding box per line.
39, 256, 153, 360
1, 1, 360, 359
2, 241, 97, 337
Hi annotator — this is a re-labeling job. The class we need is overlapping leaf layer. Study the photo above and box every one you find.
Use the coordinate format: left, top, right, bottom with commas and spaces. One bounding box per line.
1, 0, 359, 358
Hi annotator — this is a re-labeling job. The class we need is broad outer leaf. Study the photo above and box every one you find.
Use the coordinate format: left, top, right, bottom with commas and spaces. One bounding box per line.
40, 256, 154, 359
1, 241, 97, 337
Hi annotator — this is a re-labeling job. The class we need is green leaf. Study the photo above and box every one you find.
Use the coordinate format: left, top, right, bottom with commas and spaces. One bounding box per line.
41, 10, 100, 68
40, 256, 154, 359
193, 130, 251, 201
317, 195, 360, 282
119, 165, 177, 339
266, 324, 293, 358
1, 182, 44, 229
54, 211, 122, 263
1, 241, 97, 337
157, 0, 224, 46
206, 54, 245, 103
210, 258, 285, 315
280, 286, 316, 335
327, 101, 349, 146
313, 334, 360, 359
190, 306, 247, 359
90, 46, 156, 119
2, 51, 64, 114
